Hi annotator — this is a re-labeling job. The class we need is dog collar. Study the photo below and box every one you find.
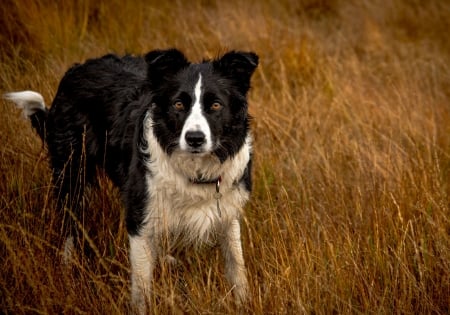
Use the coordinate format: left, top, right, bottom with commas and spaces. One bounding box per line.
189, 175, 222, 185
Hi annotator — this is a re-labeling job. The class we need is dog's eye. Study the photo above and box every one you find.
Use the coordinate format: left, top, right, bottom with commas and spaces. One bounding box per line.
210, 102, 222, 111
174, 101, 185, 111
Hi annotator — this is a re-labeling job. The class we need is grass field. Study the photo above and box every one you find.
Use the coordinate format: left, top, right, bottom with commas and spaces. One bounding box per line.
1, 0, 449, 313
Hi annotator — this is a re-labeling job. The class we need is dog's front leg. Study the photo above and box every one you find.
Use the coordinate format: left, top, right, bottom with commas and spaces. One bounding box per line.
220, 218, 249, 304
129, 233, 157, 314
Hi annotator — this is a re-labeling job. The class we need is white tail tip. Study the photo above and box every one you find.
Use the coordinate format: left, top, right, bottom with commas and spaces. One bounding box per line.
4, 90, 46, 117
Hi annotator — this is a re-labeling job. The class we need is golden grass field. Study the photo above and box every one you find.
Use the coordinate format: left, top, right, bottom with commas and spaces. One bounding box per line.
1, 0, 449, 313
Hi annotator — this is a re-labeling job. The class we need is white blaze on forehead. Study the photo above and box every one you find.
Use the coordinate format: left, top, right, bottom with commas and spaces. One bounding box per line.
180, 73, 213, 152
194, 74, 202, 107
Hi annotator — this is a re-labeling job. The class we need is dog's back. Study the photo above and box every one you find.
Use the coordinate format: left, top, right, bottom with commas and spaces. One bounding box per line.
47, 54, 149, 187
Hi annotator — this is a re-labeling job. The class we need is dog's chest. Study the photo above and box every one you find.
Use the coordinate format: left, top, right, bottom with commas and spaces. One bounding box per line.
141, 116, 252, 243
144, 174, 248, 244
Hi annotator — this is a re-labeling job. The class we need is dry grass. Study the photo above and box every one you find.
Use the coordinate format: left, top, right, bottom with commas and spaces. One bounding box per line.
1, 0, 450, 314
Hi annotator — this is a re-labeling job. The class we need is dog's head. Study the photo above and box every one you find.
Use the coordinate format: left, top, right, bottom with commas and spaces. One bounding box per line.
146, 49, 258, 162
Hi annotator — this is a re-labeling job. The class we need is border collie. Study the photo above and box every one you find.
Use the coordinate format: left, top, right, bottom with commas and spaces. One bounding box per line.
4, 49, 258, 312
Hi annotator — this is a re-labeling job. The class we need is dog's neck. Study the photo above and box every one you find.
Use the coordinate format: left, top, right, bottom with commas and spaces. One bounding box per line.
189, 175, 222, 185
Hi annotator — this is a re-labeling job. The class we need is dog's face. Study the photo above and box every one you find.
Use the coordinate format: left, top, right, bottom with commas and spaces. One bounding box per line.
146, 49, 258, 162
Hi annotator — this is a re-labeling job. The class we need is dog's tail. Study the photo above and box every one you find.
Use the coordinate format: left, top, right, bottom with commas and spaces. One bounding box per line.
4, 91, 49, 141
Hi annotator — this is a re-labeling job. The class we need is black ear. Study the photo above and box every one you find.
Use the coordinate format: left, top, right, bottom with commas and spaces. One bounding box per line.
213, 51, 259, 95
145, 49, 189, 86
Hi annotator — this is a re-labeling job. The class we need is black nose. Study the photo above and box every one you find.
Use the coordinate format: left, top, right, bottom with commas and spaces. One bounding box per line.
185, 131, 206, 148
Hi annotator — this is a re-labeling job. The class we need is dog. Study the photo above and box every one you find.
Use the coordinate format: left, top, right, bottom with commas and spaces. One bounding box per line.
4, 48, 258, 312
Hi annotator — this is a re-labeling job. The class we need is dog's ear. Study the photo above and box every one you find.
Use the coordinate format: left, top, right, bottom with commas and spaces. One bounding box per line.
145, 49, 189, 85
213, 51, 259, 95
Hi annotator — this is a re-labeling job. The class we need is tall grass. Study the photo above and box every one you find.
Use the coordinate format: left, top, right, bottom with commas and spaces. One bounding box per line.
1, 0, 449, 313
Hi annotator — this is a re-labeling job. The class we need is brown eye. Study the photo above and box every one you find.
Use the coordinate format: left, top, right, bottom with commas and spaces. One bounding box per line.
211, 102, 222, 111
174, 101, 184, 111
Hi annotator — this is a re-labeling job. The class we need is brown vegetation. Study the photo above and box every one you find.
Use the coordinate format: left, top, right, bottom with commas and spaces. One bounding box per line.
1, 0, 449, 313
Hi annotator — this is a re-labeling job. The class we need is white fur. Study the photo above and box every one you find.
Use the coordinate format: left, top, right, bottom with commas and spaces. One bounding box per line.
142, 113, 251, 242
3, 91, 46, 117
179, 74, 213, 152
129, 112, 251, 311
129, 234, 155, 313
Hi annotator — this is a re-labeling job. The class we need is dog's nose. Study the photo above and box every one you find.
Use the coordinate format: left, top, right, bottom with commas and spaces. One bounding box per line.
185, 131, 206, 148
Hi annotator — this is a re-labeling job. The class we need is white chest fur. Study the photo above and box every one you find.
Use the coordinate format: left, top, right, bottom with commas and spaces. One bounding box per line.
141, 116, 251, 245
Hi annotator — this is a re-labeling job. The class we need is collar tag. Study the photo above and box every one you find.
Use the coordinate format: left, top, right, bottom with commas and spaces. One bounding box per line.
189, 176, 222, 217
214, 177, 222, 218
